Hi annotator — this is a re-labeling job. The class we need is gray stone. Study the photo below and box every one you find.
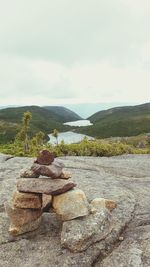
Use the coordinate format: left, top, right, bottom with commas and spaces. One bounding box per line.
17, 178, 76, 195
61, 207, 112, 252
52, 188, 89, 221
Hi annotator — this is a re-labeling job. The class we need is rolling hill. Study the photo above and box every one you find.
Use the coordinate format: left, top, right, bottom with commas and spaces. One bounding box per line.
43, 106, 81, 122
0, 105, 81, 144
0, 103, 150, 144
77, 103, 150, 138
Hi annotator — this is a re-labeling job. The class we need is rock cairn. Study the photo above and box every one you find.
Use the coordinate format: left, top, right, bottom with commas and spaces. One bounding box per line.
5, 150, 75, 235
5, 149, 117, 245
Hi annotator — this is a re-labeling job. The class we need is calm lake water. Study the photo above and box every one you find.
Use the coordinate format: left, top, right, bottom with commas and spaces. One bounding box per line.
63, 119, 93, 127
48, 120, 93, 145
48, 131, 94, 145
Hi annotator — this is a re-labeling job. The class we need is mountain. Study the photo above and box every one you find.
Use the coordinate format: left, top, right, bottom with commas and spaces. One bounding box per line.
77, 103, 150, 138
43, 106, 82, 122
0, 105, 77, 144
63, 102, 135, 118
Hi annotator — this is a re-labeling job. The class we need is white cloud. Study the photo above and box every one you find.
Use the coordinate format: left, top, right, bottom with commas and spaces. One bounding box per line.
141, 41, 150, 63
0, 0, 150, 106
0, 0, 149, 66
119, 0, 150, 14
0, 55, 149, 105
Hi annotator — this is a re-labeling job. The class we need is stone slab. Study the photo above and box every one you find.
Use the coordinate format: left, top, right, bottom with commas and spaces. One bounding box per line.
17, 178, 76, 195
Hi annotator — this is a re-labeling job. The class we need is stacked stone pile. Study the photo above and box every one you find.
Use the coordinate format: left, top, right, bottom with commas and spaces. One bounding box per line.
5, 149, 117, 247
5, 150, 76, 235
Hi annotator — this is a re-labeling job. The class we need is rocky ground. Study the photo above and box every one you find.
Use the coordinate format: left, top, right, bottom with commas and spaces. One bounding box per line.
0, 153, 150, 267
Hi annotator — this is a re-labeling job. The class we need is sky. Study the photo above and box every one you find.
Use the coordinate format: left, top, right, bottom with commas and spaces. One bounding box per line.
0, 0, 150, 106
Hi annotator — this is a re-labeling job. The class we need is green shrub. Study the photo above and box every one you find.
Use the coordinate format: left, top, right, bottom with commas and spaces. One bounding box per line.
0, 138, 149, 158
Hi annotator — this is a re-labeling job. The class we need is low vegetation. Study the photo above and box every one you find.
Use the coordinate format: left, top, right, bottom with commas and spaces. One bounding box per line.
0, 135, 149, 158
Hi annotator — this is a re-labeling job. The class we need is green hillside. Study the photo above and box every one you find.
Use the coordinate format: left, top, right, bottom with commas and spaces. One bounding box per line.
0, 106, 72, 144
1, 103, 150, 144
77, 103, 150, 138
43, 106, 82, 122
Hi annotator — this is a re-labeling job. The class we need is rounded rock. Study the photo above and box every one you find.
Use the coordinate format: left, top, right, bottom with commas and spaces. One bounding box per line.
35, 150, 55, 165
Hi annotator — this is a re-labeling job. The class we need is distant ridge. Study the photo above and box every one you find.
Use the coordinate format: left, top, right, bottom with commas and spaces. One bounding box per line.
43, 106, 82, 122
78, 102, 150, 138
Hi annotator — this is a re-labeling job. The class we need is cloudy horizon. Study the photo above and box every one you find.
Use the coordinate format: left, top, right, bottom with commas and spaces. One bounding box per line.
0, 0, 150, 106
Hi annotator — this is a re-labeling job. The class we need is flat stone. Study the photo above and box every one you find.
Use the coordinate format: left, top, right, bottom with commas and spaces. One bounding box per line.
42, 194, 52, 212
17, 178, 76, 195
5, 202, 42, 227
31, 162, 63, 178
9, 216, 42, 236
34, 150, 55, 165
61, 207, 113, 252
90, 198, 117, 212
52, 188, 89, 221
12, 191, 42, 209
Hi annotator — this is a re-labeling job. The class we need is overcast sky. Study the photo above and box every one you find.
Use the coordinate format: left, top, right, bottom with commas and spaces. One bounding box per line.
0, 0, 150, 106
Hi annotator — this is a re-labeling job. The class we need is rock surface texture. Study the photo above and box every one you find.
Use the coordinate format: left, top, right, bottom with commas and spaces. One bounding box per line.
0, 154, 150, 267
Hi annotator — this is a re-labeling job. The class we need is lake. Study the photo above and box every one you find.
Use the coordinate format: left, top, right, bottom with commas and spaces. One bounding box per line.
48, 131, 94, 145
48, 120, 93, 145
63, 119, 93, 127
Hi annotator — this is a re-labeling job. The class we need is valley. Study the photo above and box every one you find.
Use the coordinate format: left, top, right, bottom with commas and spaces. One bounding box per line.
0, 103, 150, 146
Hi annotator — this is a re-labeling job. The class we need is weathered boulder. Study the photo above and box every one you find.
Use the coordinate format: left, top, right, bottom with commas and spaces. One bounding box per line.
12, 191, 42, 209
17, 178, 76, 195
52, 188, 89, 221
5, 203, 42, 227
34, 150, 55, 165
31, 162, 63, 178
9, 217, 42, 236
90, 198, 117, 212
61, 207, 113, 252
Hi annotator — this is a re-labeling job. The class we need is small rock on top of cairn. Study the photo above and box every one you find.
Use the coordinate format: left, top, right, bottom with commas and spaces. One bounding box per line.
34, 150, 55, 165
